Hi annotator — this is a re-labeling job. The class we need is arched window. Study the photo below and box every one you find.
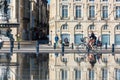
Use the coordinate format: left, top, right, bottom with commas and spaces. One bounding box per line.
102, 25, 108, 30
62, 24, 68, 30
89, 25, 94, 30
116, 25, 120, 30
75, 24, 81, 30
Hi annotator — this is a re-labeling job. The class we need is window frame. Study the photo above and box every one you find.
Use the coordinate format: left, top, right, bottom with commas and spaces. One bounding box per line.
61, 69, 68, 80
74, 69, 81, 80
102, 6, 108, 19
75, 5, 82, 19
102, 68, 108, 80
89, 5, 95, 19
62, 5, 68, 19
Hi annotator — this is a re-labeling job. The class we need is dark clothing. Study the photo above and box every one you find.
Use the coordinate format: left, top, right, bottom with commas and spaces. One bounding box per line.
55, 36, 59, 42
90, 32, 96, 40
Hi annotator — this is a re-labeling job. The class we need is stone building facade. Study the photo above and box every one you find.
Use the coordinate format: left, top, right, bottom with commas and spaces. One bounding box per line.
49, 0, 120, 80
17, 0, 49, 80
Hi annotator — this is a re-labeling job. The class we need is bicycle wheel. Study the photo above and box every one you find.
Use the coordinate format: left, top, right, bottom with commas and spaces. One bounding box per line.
77, 43, 87, 51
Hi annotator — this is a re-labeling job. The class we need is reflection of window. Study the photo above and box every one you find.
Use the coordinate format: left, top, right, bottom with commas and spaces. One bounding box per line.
103, 25, 108, 30
89, 69, 94, 80
102, 68, 108, 80
62, 5, 68, 18
75, 69, 81, 80
115, 69, 120, 80
61, 69, 67, 80
89, 6, 95, 18
102, 6, 108, 19
116, 6, 120, 19
75, 6, 81, 18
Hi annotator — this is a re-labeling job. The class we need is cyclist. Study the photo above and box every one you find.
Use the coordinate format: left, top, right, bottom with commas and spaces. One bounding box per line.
88, 53, 96, 68
88, 31, 97, 50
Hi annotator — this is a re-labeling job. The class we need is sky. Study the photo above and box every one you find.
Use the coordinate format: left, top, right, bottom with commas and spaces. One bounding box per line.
47, 0, 50, 4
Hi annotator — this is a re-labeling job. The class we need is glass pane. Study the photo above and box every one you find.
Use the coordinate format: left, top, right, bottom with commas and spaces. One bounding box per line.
62, 5, 68, 18
89, 70, 94, 80
61, 34, 70, 43
75, 70, 81, 80
74, 34, 83, 45
102, 34, 110, 45
115, 34, 120, 45
76, 6, 81, 18
89, 6, 95, 18
102, 6, 108, 18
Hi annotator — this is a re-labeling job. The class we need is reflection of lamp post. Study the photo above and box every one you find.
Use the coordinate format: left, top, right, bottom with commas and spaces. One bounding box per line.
51, 30, 52, 45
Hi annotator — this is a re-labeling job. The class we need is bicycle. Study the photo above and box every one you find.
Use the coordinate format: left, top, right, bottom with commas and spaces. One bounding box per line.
77, 37, 102, 56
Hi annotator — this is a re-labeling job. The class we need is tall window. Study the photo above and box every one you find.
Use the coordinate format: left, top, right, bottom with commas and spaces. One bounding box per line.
102, 6, 108, 19
61, 69, 67, 80
62, 5, 68, 18
76, 6, 81, 18
115, 34, 120, 46
89, 69, 94, 80
102, 34, 110, 46
61, 34, 70, 43
75, 69, 81, 80
116, 6, 120, 19
89, 6, 95, 18
74, 34, 83, 45
115, 69, 120, 80
102, 68, 108, 80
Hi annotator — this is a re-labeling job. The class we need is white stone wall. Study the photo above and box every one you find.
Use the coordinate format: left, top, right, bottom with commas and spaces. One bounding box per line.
49, 0, 120, 80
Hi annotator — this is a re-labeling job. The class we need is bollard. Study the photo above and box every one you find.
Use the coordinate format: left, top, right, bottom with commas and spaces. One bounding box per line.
18, 42, 20, 49
54, 43, 56, 49
62, 43, 64, 56
112, 44, 114, 55
36, 40, 39, 57
11, 40, 14, 48
105, 43, 107, 49
72, 43, 74, 49
10, 40, 14, 55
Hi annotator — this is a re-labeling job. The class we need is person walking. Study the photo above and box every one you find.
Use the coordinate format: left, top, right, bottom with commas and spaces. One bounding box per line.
55, 34, 59, 47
